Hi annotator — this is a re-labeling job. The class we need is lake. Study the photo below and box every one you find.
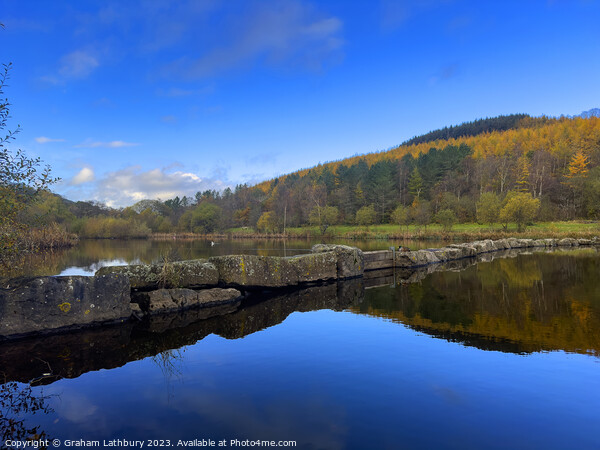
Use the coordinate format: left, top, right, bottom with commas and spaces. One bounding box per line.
1, 243, 599, 449
3, 237, 446, 278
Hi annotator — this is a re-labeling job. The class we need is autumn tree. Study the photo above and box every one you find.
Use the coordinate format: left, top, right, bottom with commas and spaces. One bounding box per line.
566, 150, 589, 178
515, 155, 531, 192
476, 192, 502, 226
499, 191, 540, 232
410, 200, 432, 229
256, 211, 278, 233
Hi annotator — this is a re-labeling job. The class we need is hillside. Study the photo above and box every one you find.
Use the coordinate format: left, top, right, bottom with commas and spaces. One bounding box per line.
23, 114, 600, 237
401, 114, 530, 146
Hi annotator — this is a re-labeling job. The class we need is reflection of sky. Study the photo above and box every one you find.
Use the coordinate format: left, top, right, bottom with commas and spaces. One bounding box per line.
57, 259, 132, 276
31, 310, 600, 449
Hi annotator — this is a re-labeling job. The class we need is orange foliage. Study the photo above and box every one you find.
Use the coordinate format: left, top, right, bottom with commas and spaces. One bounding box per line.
255, 116, 600, 188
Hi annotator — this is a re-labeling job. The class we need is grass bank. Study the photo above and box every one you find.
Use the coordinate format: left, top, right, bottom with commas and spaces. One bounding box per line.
150, 221, 600, 241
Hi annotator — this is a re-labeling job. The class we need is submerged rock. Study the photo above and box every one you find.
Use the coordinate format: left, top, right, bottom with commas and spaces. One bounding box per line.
96, 259, 219, 290
0, 274, 131, 337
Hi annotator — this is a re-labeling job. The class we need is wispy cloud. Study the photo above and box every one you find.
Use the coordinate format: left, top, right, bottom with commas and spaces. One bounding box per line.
160, 115, 177, 123
429, 62, 459, 85
157, 85, 215, 97
74, 139, 139, 148
162, 1, 344, 78
70, 167, 95, 185
59, 50, 99, 78
380, 0, 453, 31
35, 136, 65, 144
41, 49, 100, 85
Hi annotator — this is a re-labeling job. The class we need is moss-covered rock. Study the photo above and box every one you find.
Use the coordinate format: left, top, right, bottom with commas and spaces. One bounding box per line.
0, 274, 131, 337
311, 244, 364, 278
95, 259, 218, 290
209, 252, 337, 288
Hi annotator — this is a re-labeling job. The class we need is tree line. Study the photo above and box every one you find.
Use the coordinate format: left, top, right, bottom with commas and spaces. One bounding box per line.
17, 114, 600, 238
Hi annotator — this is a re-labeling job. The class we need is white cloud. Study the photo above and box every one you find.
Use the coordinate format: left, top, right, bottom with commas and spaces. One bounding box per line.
74, 139, 140, 148
59, 50, 99, 78
91, 166, 228, 207
70, 167, 95, 185
35, 136, 65, 144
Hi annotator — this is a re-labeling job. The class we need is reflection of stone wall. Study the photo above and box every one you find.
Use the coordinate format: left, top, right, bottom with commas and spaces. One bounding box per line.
0, 279, 364, 385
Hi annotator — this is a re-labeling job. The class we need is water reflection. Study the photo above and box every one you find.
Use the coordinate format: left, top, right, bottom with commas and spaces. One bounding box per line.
2, 249, 599, 389
0, 376, 55, 445
355, 249, 600, 356
0, 280, 364, 385
3, 237, 447, 278
1, 250, 599, 449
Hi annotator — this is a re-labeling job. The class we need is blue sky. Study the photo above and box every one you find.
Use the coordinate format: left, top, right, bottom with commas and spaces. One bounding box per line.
2, 0, 599, 207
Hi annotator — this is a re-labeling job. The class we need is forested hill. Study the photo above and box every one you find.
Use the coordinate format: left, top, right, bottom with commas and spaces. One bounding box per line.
401, 114, 530, 146
27, 114, 600, 237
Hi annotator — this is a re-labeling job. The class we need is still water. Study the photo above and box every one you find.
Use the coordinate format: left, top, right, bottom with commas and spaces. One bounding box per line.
5, 237, 446, 278
1, 248, 599, 449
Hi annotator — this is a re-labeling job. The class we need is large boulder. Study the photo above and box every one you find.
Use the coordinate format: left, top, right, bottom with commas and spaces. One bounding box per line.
209, 252, 337, 288
0, 274, 131, 337
96, 259, 218, 290
447, 243, 478, 258
311, 244, 364, 278
493, 239, 510, 250
133, 287, 241, 314
558, 238, 579, 247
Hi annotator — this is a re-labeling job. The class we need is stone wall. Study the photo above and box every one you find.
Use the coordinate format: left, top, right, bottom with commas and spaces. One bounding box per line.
1, 237, 598, 339
0, 274, 131, 337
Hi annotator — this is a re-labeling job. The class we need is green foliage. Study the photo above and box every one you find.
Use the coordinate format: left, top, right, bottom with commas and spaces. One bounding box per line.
410, 200, 432, 228
0, 62, 59, 261
434, 208, 458, 231
499, 191, 540, 231
390, 205, 409, 229
402, 114, 530, 146
309, 205, 339, 234
178, 202, 222, 233
581, 167, 600, 219
78, 217, 151, 239
355, 205, 377, 226
408, 167, 424, 200
476, 192, 502, 226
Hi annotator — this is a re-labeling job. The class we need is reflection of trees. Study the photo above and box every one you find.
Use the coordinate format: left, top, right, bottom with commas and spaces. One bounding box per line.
151, 349, 184, 401
497, 258, 542, 288
1, 373, 54, 445
354, 252, 600, 356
